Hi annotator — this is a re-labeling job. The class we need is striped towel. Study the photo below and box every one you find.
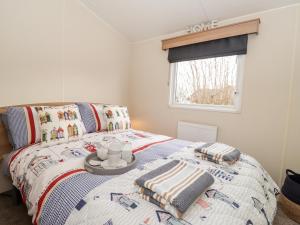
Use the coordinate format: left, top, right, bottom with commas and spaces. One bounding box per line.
135, 160, 214, 218
195, 143, 241, 165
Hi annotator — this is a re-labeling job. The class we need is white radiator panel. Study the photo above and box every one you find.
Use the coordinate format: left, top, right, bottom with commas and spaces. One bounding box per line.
177, 121, 218, 143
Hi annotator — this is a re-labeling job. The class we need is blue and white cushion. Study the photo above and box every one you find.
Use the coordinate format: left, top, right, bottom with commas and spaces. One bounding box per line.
76, 103, 107, 133
6, 106, 41, 149
1, 113, 16, 150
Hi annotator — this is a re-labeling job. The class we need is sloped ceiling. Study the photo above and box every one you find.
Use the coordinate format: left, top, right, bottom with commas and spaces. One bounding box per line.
81, 0, 300, 41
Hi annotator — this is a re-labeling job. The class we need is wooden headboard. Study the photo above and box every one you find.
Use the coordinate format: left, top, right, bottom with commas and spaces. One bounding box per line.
0, 102, 75, 160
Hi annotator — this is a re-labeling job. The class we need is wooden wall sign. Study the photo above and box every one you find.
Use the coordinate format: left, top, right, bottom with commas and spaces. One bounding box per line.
187, 20, 219, 33
162, 18, 260, 50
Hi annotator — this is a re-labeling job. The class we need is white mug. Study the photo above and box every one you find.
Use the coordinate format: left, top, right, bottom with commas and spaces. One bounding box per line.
107, 151, 121, 166
121, 142, 132, 163
96, 143, 108, 160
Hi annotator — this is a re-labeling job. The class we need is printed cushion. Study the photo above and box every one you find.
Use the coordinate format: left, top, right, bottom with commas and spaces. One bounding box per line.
76, 102, 107, 133
6, 106, 42, 149
38, 105, 86, 146
104, 106, 130, 131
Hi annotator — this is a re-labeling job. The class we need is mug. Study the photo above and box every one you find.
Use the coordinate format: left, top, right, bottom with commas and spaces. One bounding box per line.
96, 143, 108, 160
107, 151, 121, 166
121, 142, 132, 163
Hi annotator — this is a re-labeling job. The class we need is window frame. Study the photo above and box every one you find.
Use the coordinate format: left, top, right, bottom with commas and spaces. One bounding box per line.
168, 55, 246, 113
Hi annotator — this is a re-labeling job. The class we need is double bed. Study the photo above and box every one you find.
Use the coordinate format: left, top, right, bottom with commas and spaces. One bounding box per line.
0, 103, 279, 225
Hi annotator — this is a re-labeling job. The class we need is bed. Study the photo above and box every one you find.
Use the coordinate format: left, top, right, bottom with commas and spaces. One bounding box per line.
0, 103, 279, 225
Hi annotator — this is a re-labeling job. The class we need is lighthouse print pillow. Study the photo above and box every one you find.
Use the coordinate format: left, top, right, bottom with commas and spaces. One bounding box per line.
38, 105, 86, 147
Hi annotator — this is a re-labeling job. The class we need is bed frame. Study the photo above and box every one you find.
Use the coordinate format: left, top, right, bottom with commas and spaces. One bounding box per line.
0, 102, 75, 160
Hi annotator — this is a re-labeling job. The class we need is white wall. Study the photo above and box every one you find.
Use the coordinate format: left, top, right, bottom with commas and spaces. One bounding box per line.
283, 6, 300, 179
0, 0, 63, 105
129, 5, 300, 184
62, 0, 130, 104
0, 0, 131, 107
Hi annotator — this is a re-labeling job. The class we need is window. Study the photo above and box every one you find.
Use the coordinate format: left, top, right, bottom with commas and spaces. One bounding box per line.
169, 55, 245, 112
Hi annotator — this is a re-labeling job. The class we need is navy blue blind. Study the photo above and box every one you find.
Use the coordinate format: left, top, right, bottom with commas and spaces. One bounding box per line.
168, 35, 248, 63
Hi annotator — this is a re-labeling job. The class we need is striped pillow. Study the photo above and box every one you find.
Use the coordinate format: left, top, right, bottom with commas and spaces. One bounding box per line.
76, 103, 107, 133
1, 113, 16, 150
6, 106, 41, 149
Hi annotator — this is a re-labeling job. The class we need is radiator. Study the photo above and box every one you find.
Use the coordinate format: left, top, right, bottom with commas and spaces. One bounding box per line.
177, 121, 218, 143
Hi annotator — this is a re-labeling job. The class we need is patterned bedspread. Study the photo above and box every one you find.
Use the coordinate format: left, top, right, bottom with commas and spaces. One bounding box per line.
8, 129, 279, 225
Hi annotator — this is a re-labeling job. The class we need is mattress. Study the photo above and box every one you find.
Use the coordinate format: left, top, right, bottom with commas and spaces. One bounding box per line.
7, 129, 279, 225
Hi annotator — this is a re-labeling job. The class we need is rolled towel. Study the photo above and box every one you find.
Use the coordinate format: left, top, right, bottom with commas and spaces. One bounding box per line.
195, 143, 241, 165
135, 160, 214, 218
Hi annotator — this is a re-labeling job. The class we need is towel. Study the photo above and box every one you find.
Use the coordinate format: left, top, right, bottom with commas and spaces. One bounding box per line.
195, 143, 241, 165
135, 160, 214, 218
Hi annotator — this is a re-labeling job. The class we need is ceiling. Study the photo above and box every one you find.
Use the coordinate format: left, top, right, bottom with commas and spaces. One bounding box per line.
81, 0, 300, 42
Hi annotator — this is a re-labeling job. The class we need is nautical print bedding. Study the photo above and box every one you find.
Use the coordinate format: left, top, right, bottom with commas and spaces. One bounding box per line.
8, 130, 279, 225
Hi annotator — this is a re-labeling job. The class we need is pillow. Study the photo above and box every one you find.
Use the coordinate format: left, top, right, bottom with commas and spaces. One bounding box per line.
76, 102, 107, 133
103, 105, 131, 131
1, 113, 16, 150
38, 105, 86, 146
6, 106, 42, 149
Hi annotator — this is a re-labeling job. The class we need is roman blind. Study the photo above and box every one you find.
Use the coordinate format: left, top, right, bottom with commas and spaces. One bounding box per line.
168, 34, 248, 63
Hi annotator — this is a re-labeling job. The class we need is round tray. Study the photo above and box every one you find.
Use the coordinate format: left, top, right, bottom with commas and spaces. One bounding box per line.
84, 153, 137, 175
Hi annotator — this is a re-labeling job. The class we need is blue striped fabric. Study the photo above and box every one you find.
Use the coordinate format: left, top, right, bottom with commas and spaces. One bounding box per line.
7, 107, 29, 150
39, 173, 113, 225
76, 103, 97, 133
1, 113, 16, 150
39, 139, 191, 225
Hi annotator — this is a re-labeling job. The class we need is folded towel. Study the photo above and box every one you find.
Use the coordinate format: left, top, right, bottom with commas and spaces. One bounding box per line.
135, 160, 214, 218
138, 187, 181, 218
195, 143, 241, 165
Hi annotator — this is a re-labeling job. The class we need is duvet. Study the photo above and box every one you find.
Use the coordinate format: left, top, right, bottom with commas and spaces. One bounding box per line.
8, 129, 279, 225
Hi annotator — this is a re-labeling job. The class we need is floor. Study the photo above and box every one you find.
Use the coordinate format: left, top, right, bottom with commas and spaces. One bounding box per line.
0, 192, 299, 225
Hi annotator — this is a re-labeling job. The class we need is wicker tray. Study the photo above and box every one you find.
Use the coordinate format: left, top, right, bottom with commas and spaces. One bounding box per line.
84, 153, 137, 175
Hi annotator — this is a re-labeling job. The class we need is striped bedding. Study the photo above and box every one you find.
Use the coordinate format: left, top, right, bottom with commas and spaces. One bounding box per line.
135, 160, 214, 218
8, 130, 279, 225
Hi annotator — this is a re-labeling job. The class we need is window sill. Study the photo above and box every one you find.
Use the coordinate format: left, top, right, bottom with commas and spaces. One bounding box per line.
169, 103, 241, 113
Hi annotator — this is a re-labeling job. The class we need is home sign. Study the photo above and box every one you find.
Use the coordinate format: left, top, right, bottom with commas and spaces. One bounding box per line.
187, 20, 218, 33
